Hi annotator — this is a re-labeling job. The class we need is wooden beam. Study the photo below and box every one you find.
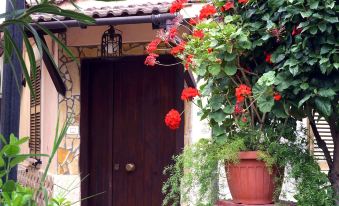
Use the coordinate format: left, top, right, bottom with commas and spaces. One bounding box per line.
184, 70, 196, 88
26, 28, 67, 38
35, 34, 66, 96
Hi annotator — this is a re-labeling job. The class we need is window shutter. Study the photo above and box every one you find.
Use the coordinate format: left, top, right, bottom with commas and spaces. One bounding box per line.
29, 63, 41, 157
310, 113, 334, 170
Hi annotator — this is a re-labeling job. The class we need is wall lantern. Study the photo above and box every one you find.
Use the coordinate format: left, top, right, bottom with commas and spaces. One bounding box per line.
101, 26, 122, 57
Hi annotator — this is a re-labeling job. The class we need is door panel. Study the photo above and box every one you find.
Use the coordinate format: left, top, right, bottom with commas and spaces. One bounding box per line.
80, 55, 184, 206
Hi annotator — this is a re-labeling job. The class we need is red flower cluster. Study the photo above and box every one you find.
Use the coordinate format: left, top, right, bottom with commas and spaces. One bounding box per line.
234, 103, 243, 114
146, 38, 161, 53
165, 109, 181, 130
170, 41, 186, 56
185, 54, 194, 70
238, 0, 249, 4
221, 2, 234, 12
208, 48, 213, 53
235, 84, 252, 103
193, 30, 204, 39
199, 4, 217, 19
292, 26, 302, 36
181, 87, 200, 101
144, 53, 159, 66
169, 27, 178, 40
189, 17, 199, 25
265, 53, 272, 64
170, 0, 187, 14
274, 92, 282, 101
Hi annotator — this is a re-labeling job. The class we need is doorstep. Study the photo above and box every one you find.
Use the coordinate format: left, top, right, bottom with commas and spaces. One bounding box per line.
216, 200, 295, 206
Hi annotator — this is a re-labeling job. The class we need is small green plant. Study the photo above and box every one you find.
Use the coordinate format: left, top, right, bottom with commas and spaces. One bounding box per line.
49, 197, 72, 206
162, 128, 334, 206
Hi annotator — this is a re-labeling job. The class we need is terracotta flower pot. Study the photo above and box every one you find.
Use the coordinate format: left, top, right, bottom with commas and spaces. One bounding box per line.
225, 151, 281, 205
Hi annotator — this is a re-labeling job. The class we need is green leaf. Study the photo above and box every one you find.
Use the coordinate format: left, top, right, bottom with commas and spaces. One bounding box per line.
309, 0, 319, 9
3, 29, 34, 94
21, 27, 37, 97
320, 46, 332, 55
0, 157, 5, 167
10, 156, 27, 168
257, 96, 275, 113
209, 96, 224, 110
301, 11, 313, 18
223, 105, 235, 114
257, 71, 276, 86
34, 23, 79, 65
300, 83, 309, 90
324, 16, 338, 23
13, 137, 30, 146
318, 22, 327, 33
298, 93, 313, 107
0, 134, 8, 145
224, 53, 236, 61
318, 88, 336, 97
268, 0, 284, 9
289, 66, 299, 76
314, 97, 333, 117
210, 110, 226, 123
3, 180, 16, 192
9, 133, 17, 144
224, 64, 237, 76
272, 103, 288, 118
208, 64, 221, 76
3, 145, 20, 156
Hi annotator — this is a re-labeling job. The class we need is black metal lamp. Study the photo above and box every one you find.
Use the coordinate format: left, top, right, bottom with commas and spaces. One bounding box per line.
101, 26, 122, 57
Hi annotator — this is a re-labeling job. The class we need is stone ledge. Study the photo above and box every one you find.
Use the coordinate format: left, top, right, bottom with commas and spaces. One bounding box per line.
216, 200, 295, 206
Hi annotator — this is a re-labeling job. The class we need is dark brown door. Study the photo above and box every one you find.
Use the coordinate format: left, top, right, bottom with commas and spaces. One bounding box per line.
80, 56, 184, 206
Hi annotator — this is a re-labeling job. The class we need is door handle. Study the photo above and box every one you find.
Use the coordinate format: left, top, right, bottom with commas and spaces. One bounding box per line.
125, 163, 136, 172
114, 163, 120, 171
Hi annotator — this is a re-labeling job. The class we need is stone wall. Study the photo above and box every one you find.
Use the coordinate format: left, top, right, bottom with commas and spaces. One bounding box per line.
57, 33, 149, 175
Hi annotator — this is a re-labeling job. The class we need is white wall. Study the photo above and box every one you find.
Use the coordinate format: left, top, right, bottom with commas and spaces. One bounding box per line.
0, 1, 5, 22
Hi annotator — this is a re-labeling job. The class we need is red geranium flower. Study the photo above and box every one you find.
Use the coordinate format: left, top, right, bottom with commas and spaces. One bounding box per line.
274, 92, 282, 101
169, 27, 178, 40
170, 41, 186, 56
146, 38, 161, 53
222, 2, 234, 11
181, 87, 200, 101
170, 0, 186, 14
164, 109, 181, 130
241, 117, 247, 123
234, 103, 243, 114
238, 0, 249, 4
292, 26, 302, 36
199, 4, 217, 19
185, 54, 194, 70
208, 48, 213, 53
235, 84, 252, 103
192, 30, 204, 39
144, 53, 159, 66
189, 17, 199, 25
265, 53, 272, 64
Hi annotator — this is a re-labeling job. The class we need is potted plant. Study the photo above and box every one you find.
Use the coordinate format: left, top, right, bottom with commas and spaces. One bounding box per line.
145, 0, 335, 205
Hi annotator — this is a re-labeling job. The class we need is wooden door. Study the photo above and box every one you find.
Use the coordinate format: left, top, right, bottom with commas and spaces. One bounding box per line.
80, 55, 184, 206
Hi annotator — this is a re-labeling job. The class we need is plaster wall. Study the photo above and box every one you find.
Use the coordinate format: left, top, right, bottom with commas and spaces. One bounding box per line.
19, 37, 59, 174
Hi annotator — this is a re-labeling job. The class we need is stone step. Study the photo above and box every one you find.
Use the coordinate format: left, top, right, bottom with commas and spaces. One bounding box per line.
216, 200, 295, 206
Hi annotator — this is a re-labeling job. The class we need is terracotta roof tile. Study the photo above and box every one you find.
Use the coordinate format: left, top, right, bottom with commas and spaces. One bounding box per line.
30, 0, 175, 22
